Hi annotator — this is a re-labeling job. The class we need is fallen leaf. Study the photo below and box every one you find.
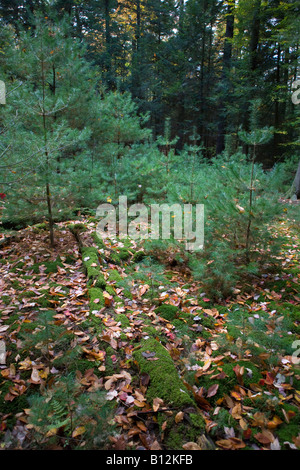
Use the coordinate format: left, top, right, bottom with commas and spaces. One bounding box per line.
31, 368, 42, 384
106, 390, 118, 400
182, 442, 202, 451
254, 430, 274, 445
153, 397, 164, 412
150, 440, 162, 450
175, 411, 184, 423
72, 426, 86, 438
216, 438, 246, 450
207, 384, 219, 398
202, 359, 211, 372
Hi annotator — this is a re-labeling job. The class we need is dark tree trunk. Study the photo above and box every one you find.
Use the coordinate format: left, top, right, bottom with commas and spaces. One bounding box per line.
216, 1, 235, 155
294, 159, 300, 199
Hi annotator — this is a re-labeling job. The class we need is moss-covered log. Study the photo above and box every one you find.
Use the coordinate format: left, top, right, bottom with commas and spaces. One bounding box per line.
133, 336, 206, 449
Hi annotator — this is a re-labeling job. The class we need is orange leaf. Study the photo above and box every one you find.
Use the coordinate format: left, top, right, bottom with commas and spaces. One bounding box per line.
134, 399, 146, 408
216, 438, 246, 450
153, 397, 164, 412
72, 426, 86, 438
175, 411, 184, 423
267, 416, 283, 429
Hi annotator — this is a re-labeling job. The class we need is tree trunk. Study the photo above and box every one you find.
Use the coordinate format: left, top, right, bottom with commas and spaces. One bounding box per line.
216, 1, 235, 154
41, 40, 55, 247
104, 0, 113, 89
294, 159, 300, 199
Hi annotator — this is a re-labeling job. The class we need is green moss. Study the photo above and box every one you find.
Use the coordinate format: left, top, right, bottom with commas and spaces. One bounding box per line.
132, 251, 146, 263
107, 269, 123, 284
155, 304, 179, 321
18, 290, 36, 299
201, 316, 216, 330
89, 287, 105, 310
210, 408, 236, 436
67, 359, 101, 375
104, 345, 120, 375
31, 257, 64, 274
82, 247, 101, 280
0, 380, 30, 419
94, 274, 106, 290
32, 222, 48, 232
82, 246, 99, 261
11, 279, 23, 290
116, 314, 130, 328
5, 313, 19, 325
133, 337, 194, 408
143, 325, 160, 337
275, 424, 300, 447
68, 223, 87, 232
122, 288, 133, 300
105, 285, 116, 296
44, 259, 63, 274
172, 319, 194, 339
11, 261, 25, 273
110, 249, 131, 265
190, 413, 205, 429
197, 361, 263, 403
276, 404, 300, 425
162, 414, 205, 450
63, 254, 76, 265
1, 295, 11, 305
91, 232, 106, 250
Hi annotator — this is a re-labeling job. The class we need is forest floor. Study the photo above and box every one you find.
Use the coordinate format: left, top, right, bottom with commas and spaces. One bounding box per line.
0, 210, 299, 451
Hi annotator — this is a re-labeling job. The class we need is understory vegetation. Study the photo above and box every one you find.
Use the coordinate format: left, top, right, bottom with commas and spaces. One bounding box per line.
0, 198, 299, 450
0, 1, 299, 452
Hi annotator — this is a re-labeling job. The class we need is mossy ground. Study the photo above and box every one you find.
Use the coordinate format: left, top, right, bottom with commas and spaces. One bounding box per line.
133, 337, 205, 449
0, 218, 299, 450
133, 337, 194, 408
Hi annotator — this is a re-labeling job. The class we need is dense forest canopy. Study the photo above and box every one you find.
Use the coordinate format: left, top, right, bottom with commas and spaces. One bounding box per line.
0, 0, 300, 453
0, 0, 299, 164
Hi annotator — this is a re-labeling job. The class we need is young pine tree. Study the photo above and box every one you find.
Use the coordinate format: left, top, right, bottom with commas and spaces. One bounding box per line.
0, 16, 96, 243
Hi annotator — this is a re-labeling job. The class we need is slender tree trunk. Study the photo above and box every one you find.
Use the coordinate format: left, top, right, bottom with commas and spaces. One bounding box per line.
104, 0, 113, 89
246, 144, 256, 262
41, 42, 55, 247
178, 0, 185, 35
131, 0, 142, 100
249, 0, 261, 72
216, 1, 235, 154
242, 0, 261, 155
294, 159, 300, 199
273, 43, 281, 159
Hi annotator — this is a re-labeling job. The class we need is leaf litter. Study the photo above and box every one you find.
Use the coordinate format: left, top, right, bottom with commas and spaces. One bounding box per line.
0, 217, 299, 450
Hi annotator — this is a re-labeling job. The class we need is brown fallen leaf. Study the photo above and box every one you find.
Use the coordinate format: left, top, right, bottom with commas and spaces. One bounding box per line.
182, 442, 202, 451
254, 430, 274, 445
153, 397, 164, 412
150, 440, 162, 450
103, 291, 114, 306
207, 384, 219, 398
216, 438, 246, 450
175, 411, 184, 423
193, 393, 211, 411
139, 284, 150, 296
